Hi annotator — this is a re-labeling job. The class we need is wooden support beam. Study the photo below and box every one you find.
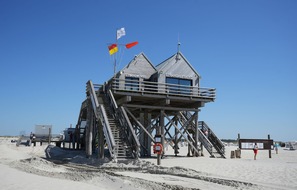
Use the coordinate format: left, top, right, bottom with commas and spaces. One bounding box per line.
124, 108, 155, 141
161, 110, 165, 155
174, 118, 179, 156
144, 114, 160, 132
164, 112, 200, 155
194, 111, 199, 157
117, 96, 131, 105
140, 112, 145, 156
200, 102, 205, 107
146, 111, 152, 157
139, 110, 153, 157
86, 100, 93, 158
176, 123, 191, 144
124, 104, 199, 112
98, 123, 104, 159
168, 116, 188, 144
159, 98, 170, 105
158, 110, 164, 165
164, 121, 174, 140
179, 112, 196, 132
175, 112, 199, 149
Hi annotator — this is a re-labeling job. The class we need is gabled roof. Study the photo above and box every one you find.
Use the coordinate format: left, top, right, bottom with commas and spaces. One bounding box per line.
155, 51, 201, 79
123, 52, 156, 71
118, 52, 157, 79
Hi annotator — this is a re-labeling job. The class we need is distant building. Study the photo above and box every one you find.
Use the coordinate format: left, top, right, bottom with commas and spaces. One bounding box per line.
35, 125, 52, 137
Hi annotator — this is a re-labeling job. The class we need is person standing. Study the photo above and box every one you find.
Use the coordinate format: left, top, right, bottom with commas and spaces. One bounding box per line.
204, 129, 208, 137
29, 132, 33, 146
253, 143, 258, 160
69, 132, 73, 149
275, 143, 279, 154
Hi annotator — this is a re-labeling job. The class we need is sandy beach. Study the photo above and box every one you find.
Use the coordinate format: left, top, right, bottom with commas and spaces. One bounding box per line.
0, 137, 296, 190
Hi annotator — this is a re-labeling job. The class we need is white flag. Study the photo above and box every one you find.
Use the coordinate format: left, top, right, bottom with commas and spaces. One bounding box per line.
117, 27, 125, 40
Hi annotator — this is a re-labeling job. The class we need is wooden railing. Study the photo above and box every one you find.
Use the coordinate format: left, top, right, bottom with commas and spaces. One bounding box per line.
107, 78, 216, 99
86, 81, 116, 160
199, 121, 225, 158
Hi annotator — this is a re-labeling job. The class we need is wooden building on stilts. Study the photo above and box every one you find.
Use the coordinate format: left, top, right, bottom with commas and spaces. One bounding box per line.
75, 51, 226, 162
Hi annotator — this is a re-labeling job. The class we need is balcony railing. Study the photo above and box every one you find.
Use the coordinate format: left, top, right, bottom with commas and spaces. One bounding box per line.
107, 78, 216, 100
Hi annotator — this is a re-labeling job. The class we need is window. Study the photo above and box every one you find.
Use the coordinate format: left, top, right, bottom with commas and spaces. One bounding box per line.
125, 77, 139, 91
166, 77, 192, 95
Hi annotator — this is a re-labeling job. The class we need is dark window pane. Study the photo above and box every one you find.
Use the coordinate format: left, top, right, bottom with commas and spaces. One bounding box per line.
180, 79, 191, 86
179, 79, 192, 95
166, 77, 192, 95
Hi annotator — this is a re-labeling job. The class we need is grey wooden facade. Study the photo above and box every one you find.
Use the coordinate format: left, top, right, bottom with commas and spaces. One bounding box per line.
115, 52, 156, 81
153, 52, 200, 87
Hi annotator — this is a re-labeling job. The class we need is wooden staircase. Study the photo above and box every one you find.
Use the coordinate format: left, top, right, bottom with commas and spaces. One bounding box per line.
99, 94, 133, 158
181, 111, 225, 158
198, 121, 225, 158
102, 97, 132, 158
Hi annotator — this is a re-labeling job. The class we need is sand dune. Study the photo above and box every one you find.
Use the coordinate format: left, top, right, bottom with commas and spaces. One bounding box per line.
0, 137, 296, 190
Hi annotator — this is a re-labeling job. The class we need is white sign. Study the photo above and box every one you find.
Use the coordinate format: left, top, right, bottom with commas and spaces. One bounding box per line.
241, 142, 264, 149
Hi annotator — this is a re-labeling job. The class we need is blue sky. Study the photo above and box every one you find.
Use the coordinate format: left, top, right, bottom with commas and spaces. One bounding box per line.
0, 0, 296, 141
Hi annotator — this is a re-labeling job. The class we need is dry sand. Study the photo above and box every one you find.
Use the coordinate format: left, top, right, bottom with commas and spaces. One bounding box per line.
0, 137, 296, 190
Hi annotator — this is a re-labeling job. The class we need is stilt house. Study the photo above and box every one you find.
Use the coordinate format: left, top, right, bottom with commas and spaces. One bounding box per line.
75, 51, 226, 161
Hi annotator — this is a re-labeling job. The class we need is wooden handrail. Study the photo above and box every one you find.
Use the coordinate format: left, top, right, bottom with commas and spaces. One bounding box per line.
86, 80, 116, 159
108, 78, 216, 99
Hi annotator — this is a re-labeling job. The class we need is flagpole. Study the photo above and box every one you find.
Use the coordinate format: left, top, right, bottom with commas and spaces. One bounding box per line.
114, 28, 118, 75
111, 28, 130, 75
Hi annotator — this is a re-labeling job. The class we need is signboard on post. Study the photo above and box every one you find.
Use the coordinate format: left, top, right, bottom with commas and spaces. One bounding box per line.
154, 134, 162, 165
237, 134, 274, 159
239, 139, 274, 150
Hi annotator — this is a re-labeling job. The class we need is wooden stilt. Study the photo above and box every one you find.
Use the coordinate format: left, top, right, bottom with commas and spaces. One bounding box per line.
98, 123, 104, 159
161, 110, 165, 157
146, 111, 152, 157
194, 111, 199, 157
157, 110, 164, 165
174, 119, 178, 156
140, 112, 145, 156
86, 101, 93, 158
